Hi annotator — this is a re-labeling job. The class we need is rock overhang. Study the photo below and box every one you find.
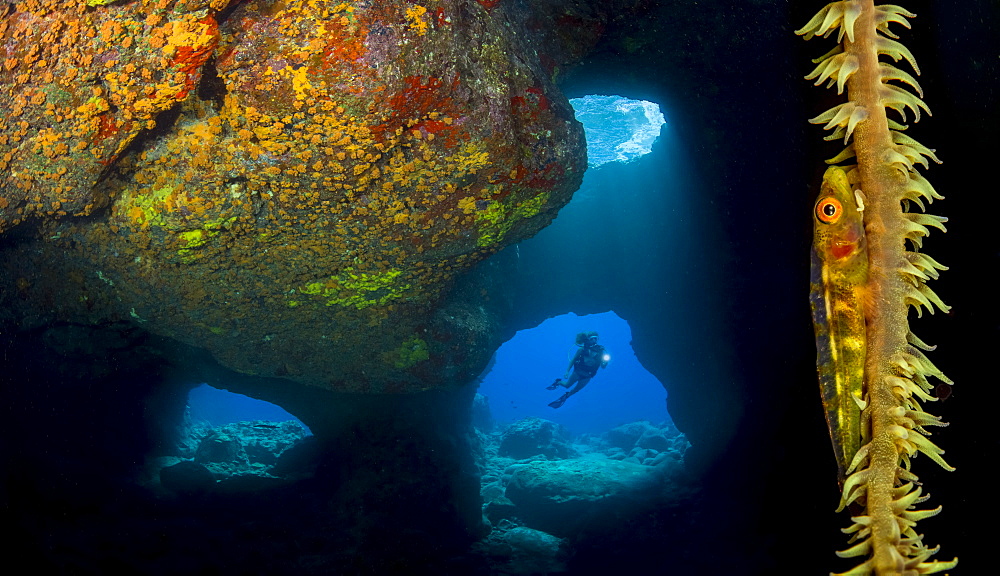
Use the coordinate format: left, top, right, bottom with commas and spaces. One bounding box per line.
0, 0, 615, 392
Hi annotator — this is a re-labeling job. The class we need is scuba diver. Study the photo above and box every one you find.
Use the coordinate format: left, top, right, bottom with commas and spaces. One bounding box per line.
546, 331, 610, 408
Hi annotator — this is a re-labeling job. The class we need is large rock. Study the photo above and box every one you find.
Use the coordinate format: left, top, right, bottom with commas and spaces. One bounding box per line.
474, 521, 565, 575
504, 457, 673, 536
159, 460, 216, 494
215, 420, 310, 466
604, 421, 658, 450
502, 526, 565, 574
194, 431, 250, 467
0, 0, 595, 392
498, 417, 575, 460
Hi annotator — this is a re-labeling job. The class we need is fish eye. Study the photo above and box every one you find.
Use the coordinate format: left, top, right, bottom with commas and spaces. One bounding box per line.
816, 197, 842, 224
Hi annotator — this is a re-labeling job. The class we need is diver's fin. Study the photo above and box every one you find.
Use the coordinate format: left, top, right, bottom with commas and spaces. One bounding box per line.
548, 394, 569, 409
546, 379, 562, 390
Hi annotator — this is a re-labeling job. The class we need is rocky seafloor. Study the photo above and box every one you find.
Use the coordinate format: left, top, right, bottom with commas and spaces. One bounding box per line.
472, 409, 692, 574
147, 394, 692, 574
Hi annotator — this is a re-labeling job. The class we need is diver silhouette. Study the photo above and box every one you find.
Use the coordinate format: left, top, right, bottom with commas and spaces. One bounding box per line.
547, 331, 609, 408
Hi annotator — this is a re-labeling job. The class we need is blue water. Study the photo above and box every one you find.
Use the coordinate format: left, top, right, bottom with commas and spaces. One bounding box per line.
477, 311, 669, 435
569, 94, 665, 168
187, 383, 312, 433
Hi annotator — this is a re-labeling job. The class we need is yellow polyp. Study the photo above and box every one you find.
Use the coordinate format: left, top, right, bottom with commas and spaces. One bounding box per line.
285, 65, 313, 100
405, 5, 430, 36
458, 196, 477, 214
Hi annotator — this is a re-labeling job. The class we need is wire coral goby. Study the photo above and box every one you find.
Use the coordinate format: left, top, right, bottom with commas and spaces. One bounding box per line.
798, 1, 956, 574
810, 165, 868, 487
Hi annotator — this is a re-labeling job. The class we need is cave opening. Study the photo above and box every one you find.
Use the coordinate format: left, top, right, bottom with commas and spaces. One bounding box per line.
568, 94, 666, 169
477, 310, 673, 435
186, 383, 312, 434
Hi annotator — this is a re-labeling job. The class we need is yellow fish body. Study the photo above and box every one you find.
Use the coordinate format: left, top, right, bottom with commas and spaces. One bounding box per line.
809, 166, 867, 485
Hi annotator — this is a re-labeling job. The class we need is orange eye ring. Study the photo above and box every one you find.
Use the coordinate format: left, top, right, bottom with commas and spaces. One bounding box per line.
816, 197, 842, 224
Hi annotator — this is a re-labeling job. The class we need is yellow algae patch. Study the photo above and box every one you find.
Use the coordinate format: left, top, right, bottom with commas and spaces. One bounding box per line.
515, 192, 547, 219
386, 336, 430, 369
475, 192, 550, 247
296, 268, 411, 309
174, 218, 236, 261
122, 186, 176, 229
178, 229, 208, 249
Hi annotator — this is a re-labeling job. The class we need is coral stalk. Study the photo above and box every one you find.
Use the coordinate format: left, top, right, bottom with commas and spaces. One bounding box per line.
798, 1, 957, 573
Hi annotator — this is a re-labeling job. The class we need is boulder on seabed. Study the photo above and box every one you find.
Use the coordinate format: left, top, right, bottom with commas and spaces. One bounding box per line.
604, 421, 658, 451
160, 460, 216, 494
505, 526, 564, 573
504, 458, 673, 537
499, 417, 575, 460
482, 480, 518, 525
154, 419, 316, 493
194, 432, 250, 467
636, 429, 674, 452
475, 521, 565, 575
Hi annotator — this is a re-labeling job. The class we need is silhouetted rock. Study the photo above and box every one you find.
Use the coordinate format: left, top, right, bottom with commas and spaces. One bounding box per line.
472, 393, 495, 433
160, 460, 216, 494
474, 521, 566, 575
271, 435, 321, 479
504, 457, 670, 536
604, 421, 657, 450
636, 429, 673, 452
498, 417, 575, 460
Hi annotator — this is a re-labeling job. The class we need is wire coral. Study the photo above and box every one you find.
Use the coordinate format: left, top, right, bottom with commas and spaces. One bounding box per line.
798, 1, 956, 574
